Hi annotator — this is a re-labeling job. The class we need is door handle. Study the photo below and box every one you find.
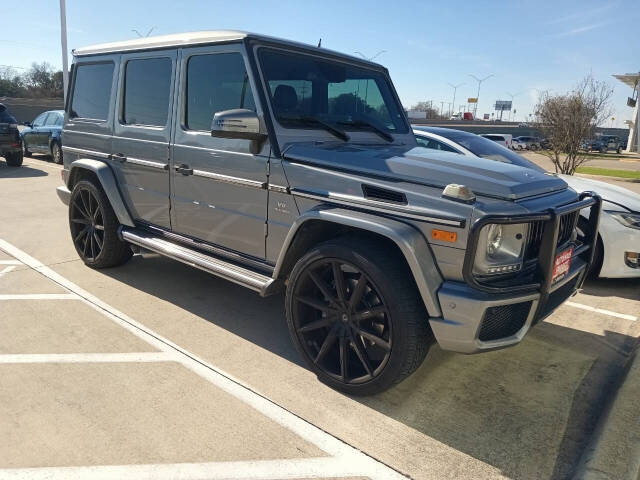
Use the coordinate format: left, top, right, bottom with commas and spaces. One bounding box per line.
112, 153, 127, 163
175, 164, 193, 175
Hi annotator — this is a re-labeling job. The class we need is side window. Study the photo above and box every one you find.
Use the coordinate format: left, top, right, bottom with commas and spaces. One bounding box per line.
416, 137, 431, 148
54, 114, 64, 126
32, 113, 47, 127
185, 53, 255, 131
70, 62, 114, 120
123, 57, 172, 127
431, 139, 458, 153
42, 113, 55, 126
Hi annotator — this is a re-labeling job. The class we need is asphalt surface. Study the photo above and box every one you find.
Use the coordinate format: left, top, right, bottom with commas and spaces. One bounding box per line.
1, 153, 639, 479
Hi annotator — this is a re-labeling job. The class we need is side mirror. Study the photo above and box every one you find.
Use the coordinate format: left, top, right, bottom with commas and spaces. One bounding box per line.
211, 109, 267, 154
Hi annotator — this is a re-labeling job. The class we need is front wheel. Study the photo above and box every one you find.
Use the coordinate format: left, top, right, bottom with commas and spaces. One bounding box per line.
69, 180, 132, 268
285, 237, 433, 395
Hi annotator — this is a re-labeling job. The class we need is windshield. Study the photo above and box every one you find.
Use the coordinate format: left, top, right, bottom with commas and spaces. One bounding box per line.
435, 129, 547, 172
259, 49, 408, 135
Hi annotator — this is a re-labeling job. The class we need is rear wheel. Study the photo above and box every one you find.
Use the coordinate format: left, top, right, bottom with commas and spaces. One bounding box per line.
69, 180, 132, 268
5, 151, 23, 167
51, 141, 63, 164
285, 237, 433, 395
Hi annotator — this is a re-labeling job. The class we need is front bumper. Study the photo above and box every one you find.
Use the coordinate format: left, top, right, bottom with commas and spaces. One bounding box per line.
56, 185, 71, 206
598, 212, 640, 278
429, 192, 601, 354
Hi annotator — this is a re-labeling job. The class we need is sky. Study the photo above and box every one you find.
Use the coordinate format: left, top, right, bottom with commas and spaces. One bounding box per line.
1, 0, 639, 127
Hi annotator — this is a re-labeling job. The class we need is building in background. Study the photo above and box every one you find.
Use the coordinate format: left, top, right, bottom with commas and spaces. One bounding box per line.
613, 72, 640, 152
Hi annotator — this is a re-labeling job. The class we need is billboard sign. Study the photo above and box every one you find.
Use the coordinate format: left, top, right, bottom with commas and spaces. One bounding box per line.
467, 97, 478, 103
494, 100, 512, 111
483, 113, 490, 120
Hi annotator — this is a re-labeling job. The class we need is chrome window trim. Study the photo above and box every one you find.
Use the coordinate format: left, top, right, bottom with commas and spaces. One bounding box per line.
192, 169, 266, 189
125, 157, 169, 170
291, 188, 465, 227
61, 146, 110, 159
268, 184, 290, 194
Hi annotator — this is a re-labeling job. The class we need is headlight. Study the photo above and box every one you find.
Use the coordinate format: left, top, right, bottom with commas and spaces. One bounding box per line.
609, 212, 640, 230
473, 223, 528, 276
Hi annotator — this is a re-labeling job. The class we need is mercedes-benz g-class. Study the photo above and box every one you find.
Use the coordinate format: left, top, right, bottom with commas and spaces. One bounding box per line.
56, 31, 601, 395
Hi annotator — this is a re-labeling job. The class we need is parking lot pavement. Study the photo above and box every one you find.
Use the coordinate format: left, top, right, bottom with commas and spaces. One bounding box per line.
1, 156, 639, 480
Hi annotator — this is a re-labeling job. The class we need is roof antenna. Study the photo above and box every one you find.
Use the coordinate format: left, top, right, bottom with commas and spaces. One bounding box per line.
317, 38, 322, 48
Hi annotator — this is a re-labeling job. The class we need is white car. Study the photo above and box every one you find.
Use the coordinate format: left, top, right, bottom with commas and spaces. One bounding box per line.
414, 127, 640, 278
480, 133, 513, 149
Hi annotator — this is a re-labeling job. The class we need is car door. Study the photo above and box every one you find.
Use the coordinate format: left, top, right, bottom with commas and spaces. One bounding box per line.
111, 50, 177, 229
40, 112, 58, 151
171, 44, 268, 259
25, 112, 47, 151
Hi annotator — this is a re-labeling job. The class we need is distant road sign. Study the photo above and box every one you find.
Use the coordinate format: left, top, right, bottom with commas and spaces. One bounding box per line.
467, 97, 478, 103
494, 100, 512, 111
483, 113, 489, 120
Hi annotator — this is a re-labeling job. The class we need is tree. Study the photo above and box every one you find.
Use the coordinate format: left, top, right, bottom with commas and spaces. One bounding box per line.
0, 66, 26, 97
410, 101, 442, 120
534, 75, 613, 174
24, 62, 63, 98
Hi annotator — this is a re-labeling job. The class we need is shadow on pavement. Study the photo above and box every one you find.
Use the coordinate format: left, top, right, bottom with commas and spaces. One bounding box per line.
0, 163, 48, 178
101, 253, 635, 480
581, 277, 640, 302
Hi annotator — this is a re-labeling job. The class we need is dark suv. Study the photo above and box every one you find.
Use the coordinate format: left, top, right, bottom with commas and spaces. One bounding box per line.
0, 103, 23, 167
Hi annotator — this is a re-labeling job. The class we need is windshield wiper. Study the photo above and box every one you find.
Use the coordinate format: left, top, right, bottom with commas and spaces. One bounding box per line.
279, 115, 349, 142
337, 119, 393, 142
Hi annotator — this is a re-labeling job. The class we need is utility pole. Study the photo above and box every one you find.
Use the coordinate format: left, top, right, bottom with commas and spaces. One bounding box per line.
440, 101, 445, 118
448, 82, 464, 117
59, 0, 69, 103
506, 91, 523, 122
468, 74, 494, 118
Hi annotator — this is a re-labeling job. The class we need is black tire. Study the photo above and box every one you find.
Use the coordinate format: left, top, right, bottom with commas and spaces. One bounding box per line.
51, 141, 63, 164
577, 217, 603, 278
22, 141, 30, 157
285, 236, 433, 395
5, 151, 23, 167
69, 180, 132, 268
616, 147, 621, 154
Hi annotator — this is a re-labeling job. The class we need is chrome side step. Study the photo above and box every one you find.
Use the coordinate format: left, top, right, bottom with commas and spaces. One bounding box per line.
120, 228, 281, 296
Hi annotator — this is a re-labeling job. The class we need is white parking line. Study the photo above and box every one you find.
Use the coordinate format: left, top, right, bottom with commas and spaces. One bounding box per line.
0, 239, 406, 480
0, 293, 77, 300
0, 260, 21, 265
0, 457, 376, 480
0, 352, 172, 364
0, 266, 16, 277
566, 301, 637, 321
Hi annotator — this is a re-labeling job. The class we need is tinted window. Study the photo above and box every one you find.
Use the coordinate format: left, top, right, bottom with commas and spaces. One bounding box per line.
32, 112, 48, 127
435, 129, 546, 172
54, 113, 64, 126
71, 63, 114, 120
259, 49, 408, 134
186, 53, 255, 131
43, 113, 57, 125
123, 57, 172, 127
416, 136, 459, 153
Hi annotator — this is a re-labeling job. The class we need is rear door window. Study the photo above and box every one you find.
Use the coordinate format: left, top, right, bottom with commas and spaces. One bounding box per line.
123, 57, 173, 127
70, 62, 114, 121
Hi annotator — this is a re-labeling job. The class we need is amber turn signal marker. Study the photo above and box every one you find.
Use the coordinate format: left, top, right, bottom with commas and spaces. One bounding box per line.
431, 229, 457, 243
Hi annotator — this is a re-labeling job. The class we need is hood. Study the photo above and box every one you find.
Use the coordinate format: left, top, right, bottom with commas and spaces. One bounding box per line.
283, 143, 567, 201
560, 174, 640, 212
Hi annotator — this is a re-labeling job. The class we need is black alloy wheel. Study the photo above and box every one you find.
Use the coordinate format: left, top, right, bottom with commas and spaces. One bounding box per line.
70, 185, 105, 262
291, 258, 392, 384
286, 237, 432, 395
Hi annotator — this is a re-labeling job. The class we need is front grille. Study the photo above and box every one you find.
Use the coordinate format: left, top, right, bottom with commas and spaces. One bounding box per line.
535, 276, 579, 323
479, 301, 533, 341
557, 211, 578, 246
524, 220, 545, 260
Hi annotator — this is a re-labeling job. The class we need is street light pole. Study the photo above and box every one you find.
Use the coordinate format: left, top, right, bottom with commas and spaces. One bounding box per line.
59, 0, 69, 104
506, 91, 523, 122
447, 82, 464, 117
468, 74, 494, 118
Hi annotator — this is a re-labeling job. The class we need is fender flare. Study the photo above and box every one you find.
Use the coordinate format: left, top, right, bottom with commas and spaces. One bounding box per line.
274, 207, 443, 317
68, 159, 135, 227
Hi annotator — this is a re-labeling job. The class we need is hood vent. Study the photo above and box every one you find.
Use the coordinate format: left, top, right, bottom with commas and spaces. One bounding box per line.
362, 184, 407, 205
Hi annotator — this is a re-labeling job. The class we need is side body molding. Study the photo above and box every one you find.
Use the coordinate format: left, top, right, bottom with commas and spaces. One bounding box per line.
273, 207, 444, 317
68, 159, 135, 227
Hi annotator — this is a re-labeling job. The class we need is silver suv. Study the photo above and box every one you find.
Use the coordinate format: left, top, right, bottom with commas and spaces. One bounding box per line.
56, 31, 601, 395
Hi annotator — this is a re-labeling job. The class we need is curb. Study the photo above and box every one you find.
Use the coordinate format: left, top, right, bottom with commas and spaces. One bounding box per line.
575, 173, 640, 184
572, 346, 640, 480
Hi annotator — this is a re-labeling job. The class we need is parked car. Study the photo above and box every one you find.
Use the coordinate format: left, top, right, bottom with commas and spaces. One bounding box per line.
583, 135, 621, 154
512, 136, 540, 150
480, 133, 512, 149
0, 103, 23, 167
56, 31, 601, 395
414, 127, 639, 278
21, 110, 64, 164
